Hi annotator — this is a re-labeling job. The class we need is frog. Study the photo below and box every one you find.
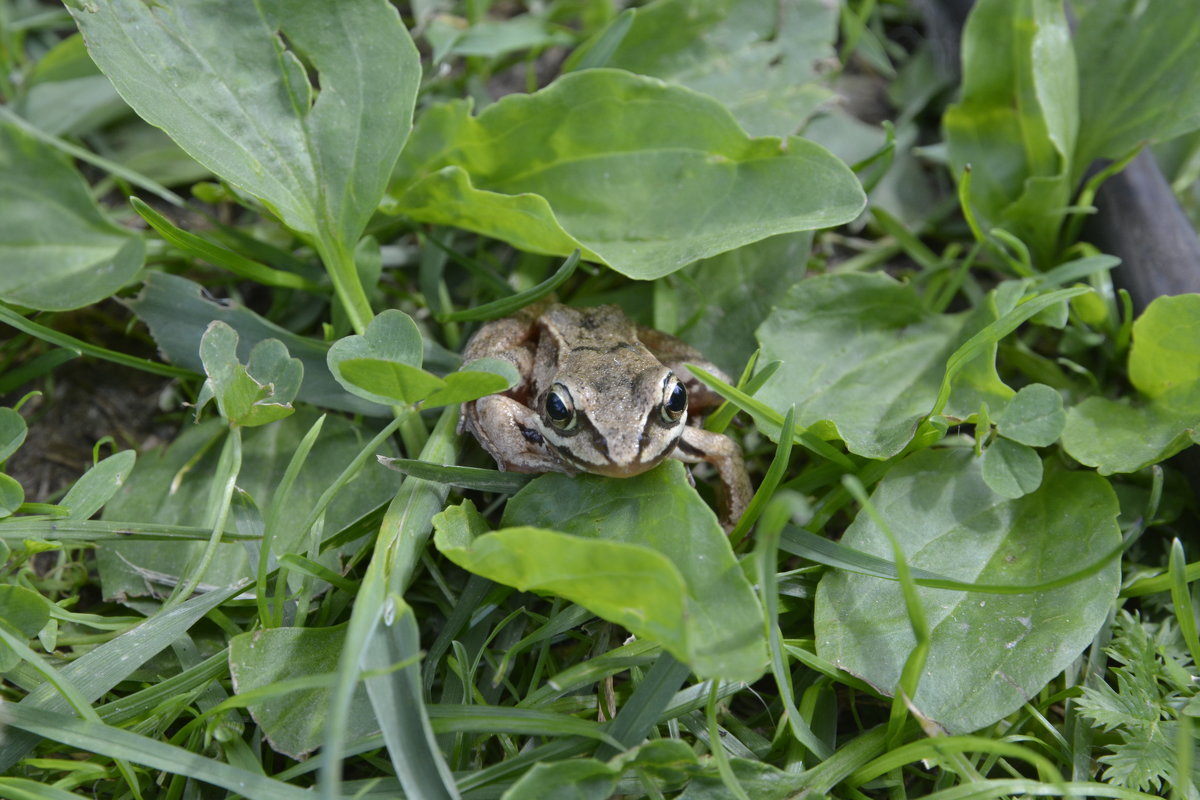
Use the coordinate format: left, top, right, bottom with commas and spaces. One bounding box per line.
459, 301, 752, 529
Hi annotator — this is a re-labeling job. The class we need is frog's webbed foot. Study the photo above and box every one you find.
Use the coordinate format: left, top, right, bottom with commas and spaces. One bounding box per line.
673, 426, 752, 531
463, 394, 572, 475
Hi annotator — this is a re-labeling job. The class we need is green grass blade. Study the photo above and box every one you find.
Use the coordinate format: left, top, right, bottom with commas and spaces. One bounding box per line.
131, 197, 321, 291
928, 286, 1089, 418
362, 598, 460, 799
437, 250, 580, 322
2, 705, 314, 800
1169, 539, 1200, 668
728, 404, 794, 545
0, 304, 194, 380
0, 106, 185, 207
847, 735, 1065, 788
687, 365, 856, 470
0, 628, 142, 797
321, 408, 459, 800
0, 519, 252, 542
378, 457, 532, 493
427, 704, 622, 747
0, 777, 95, 800
0, 580, 249, 770
780, 524, 1125, 594
596, 652, 691, 758
756, 491, 832, 761
706, 679, 752, 800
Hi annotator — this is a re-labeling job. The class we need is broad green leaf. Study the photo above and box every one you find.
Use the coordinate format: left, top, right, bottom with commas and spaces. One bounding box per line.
943, 0, 1074, 266
388, 69, 865, 280
16, 34, 129, 137
1075, 0, 1200, 169
425, 14, 573, 62
0, 120, 144, 311
0, 408, 27, 463
421, 358, 519, 408
753, 272, 1011, 458
1062, 386, 1200, 476
564, 0, 837, 137
334, 360, 445, 406
981, 438, 1043, 498
1127, 294, 1200, 399
1063, 294, 1200, 474
1030, 0, 1077, 169
66, 0, 420, 253
994, 383, 1065, 447
815, 449, 1120, 734
198, 322, 301, 427
437, 466, 765, 681
61, 450, 136, 521
328, 311, 518, 407
0, 474, 24, 518
0, 585, 50, 672
229, 625, 374, 760
673, 232, 812, 374
126, 272, 386, 417
436, 504, 688, 657
98, 411, 399, 601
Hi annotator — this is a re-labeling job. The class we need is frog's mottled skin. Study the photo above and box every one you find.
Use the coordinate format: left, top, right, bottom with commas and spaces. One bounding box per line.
459, 302, 751, 528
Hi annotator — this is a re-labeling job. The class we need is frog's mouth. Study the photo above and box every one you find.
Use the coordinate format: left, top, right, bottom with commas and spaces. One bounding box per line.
548, 434, 679, 478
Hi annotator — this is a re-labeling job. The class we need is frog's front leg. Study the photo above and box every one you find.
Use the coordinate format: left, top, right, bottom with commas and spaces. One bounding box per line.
673, 426, 752, 530
465, 394, 574, 475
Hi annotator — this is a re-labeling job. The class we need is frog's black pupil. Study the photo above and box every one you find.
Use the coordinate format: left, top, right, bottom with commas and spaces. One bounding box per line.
666, 382, 687, 414
546, 392, 570, 422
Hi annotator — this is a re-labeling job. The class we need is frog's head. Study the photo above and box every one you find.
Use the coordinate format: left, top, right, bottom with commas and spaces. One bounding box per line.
536, 349, 688, 477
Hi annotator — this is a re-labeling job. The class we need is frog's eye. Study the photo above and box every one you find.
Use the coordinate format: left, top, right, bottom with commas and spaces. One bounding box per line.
544, 384, 577, 430
661, 375, 687, 423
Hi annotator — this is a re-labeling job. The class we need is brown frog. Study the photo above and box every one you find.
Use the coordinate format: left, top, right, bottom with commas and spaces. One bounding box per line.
459, 302, 751, 529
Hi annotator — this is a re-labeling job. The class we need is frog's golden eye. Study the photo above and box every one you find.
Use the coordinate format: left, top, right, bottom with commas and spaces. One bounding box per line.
661, 375, 687, 423
544, 384, 577, 430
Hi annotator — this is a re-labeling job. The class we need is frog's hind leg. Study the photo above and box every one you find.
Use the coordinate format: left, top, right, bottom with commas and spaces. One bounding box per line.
464, 394, 572, 475
673, 426, 752, 531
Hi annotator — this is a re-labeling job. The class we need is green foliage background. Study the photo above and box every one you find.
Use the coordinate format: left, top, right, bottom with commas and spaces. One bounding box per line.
2, 0, 1200, 798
